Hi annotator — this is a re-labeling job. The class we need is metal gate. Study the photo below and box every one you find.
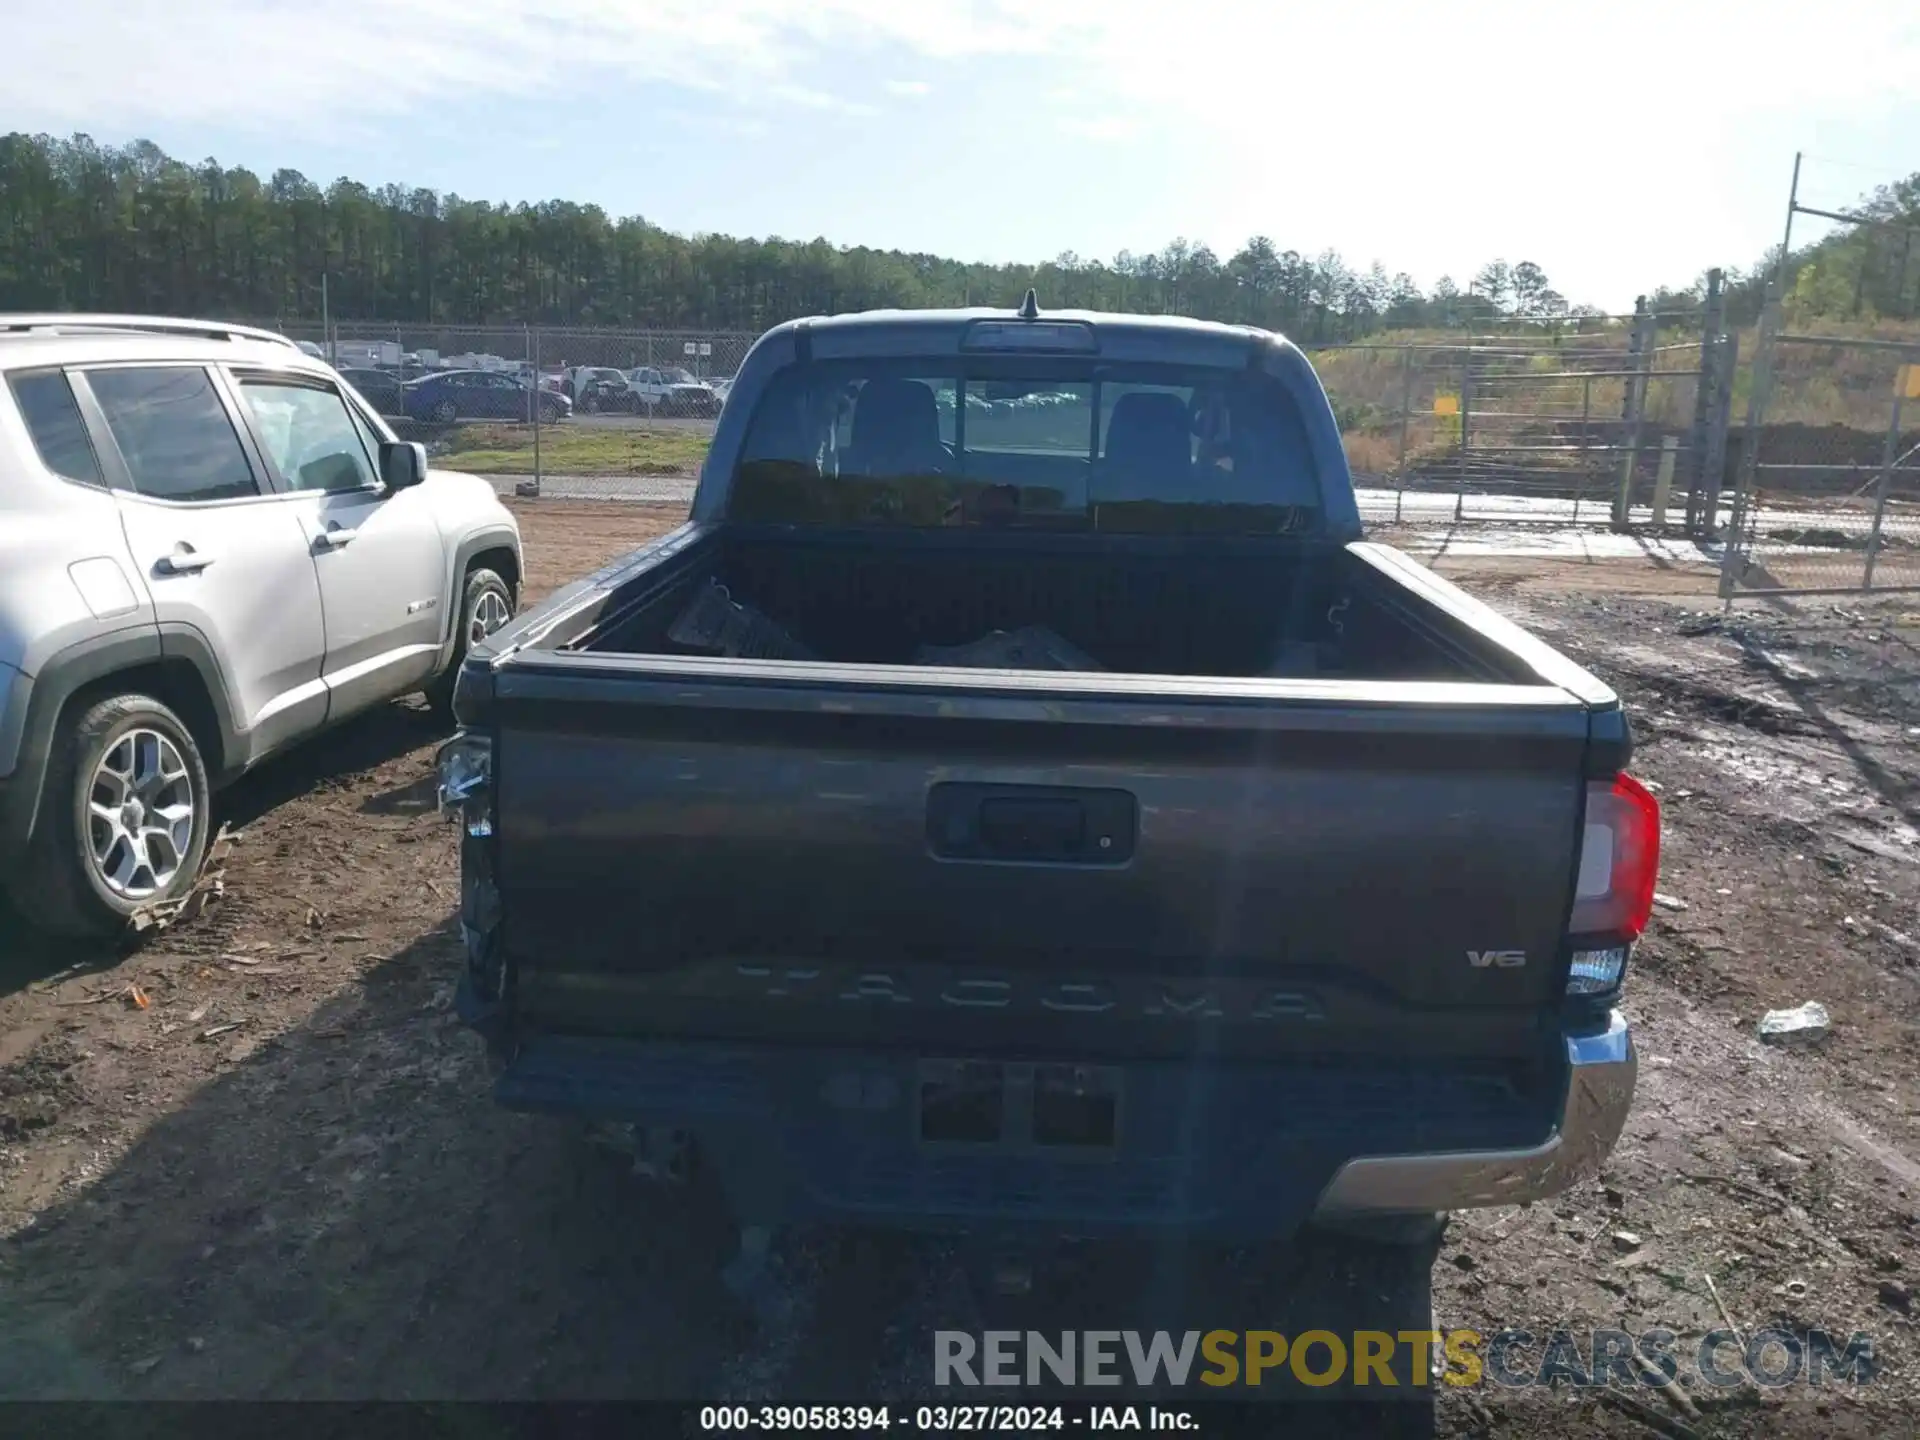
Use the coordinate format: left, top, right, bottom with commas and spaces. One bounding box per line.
1314, 293, 1734, 535
1719, 326, 1920, 598
1443, 334, 1705, 529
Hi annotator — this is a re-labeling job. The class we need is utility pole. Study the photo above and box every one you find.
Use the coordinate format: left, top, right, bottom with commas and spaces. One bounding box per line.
1772, 152, 1803, 298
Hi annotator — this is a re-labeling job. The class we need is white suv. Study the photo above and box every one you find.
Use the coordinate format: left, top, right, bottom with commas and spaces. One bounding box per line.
0, 315, 524, 938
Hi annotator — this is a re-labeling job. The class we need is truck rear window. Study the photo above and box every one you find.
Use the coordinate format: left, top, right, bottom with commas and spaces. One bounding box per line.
729, 359, 1321, 533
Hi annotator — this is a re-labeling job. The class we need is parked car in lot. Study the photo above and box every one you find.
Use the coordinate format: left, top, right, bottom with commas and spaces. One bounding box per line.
0, 314, 523, 938
662, 366, 723, 416
563, 366, 633, 413
441, 301, 1653, 1271
625, 366, 721, 417
337, 365, 407, 416
404, 368, 571, 424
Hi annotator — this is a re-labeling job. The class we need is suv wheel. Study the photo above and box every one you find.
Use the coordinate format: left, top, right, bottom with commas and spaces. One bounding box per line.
426, 566, 517, 724
10, 694, 213, 939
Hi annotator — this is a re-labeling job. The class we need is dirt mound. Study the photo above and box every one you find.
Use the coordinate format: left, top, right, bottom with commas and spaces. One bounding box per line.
1730, 423, 1920, 499
0, 1030, 82, 1141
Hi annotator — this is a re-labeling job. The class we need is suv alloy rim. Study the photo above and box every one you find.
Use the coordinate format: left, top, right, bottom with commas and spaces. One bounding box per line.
86, 728, 197, 900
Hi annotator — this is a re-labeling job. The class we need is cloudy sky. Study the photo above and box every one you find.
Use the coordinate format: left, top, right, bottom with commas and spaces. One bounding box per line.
9, 0, 1920, 310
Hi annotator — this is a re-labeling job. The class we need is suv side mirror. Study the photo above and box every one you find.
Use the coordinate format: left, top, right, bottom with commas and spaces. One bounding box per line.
380, 440, 428, 491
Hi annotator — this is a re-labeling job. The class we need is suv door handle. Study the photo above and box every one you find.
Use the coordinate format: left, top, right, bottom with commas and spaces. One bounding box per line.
314, 526, 358, 551
157, 546, 216, 575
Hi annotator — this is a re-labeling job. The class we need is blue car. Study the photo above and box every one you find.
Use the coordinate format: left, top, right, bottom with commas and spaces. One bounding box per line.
404, 369, 571, 424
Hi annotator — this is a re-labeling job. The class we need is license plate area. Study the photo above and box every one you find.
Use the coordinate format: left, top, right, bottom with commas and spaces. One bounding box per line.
916, 1059, 1122, 1153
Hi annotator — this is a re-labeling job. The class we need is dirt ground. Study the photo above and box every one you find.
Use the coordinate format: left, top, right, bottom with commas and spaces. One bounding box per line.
2, 500, 1918, 1435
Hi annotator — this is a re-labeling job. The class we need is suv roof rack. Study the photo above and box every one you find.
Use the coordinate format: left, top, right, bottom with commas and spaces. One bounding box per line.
0, 314, 302, 350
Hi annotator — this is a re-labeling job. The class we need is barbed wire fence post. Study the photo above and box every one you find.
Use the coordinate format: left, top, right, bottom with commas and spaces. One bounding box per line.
1702, 329, 1738, 539
517, 323, 542, 499
1454, 350, 1473, 523
1862, 361, 1912, 589
1611, 297, 1654, 532
1571, 372, 1594, 526
1684, 269, 1727, 536
1394, 344, 1412, 525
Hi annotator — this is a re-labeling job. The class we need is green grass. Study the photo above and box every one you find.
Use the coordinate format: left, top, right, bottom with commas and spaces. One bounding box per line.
436, 423, 710, 476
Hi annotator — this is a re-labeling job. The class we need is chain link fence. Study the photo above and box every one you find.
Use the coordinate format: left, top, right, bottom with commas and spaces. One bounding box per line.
1309, 328, 1724, 532
256, 313, 1764, 531
1711, 153, 1920, 599
272, 321, 755, 400
1720, 329, 1920, 597
257, 321, 754, 499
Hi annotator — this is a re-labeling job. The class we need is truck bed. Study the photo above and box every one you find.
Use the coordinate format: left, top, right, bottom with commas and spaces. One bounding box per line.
567, 526, 1530, 682
466, 523, 1619, 1068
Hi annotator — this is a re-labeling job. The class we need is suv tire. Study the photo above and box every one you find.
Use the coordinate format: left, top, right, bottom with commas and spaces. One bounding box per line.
426, 566, 516, 724
10, 694, 213, 939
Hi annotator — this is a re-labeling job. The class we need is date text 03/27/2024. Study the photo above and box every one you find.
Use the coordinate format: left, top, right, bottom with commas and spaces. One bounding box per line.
698, 1405, 1198, 1432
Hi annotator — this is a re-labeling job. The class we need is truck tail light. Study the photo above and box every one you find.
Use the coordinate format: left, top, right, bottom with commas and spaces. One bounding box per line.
437, 732, 493, 836
960, 319, 1099, 353
1566, 945, 1630, 996
1569, 771, 1661, 942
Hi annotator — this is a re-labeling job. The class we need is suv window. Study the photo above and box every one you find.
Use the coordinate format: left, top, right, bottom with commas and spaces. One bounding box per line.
7, 369, 105, 486
88, 367, 259, 503
237, 378, 379, 493
343, 399, 387, 477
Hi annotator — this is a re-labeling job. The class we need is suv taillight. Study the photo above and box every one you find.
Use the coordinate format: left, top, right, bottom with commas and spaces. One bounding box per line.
1570, 772, 1661, 941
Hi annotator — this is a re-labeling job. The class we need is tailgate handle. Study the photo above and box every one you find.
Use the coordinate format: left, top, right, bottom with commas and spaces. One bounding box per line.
927, 784, 1136, 865
979, 798, 1085, 858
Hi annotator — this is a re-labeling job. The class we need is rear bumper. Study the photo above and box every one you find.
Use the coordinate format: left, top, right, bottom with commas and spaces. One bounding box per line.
1313, 1009, 1635, 1216
468, 970, 1635, 1238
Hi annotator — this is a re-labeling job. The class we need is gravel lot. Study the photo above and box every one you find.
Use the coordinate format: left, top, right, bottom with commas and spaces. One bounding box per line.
1, 500, 1916, 1435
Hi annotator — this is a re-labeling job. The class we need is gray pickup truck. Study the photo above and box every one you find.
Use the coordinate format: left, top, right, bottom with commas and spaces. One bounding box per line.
440, 300, 1654, 1264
